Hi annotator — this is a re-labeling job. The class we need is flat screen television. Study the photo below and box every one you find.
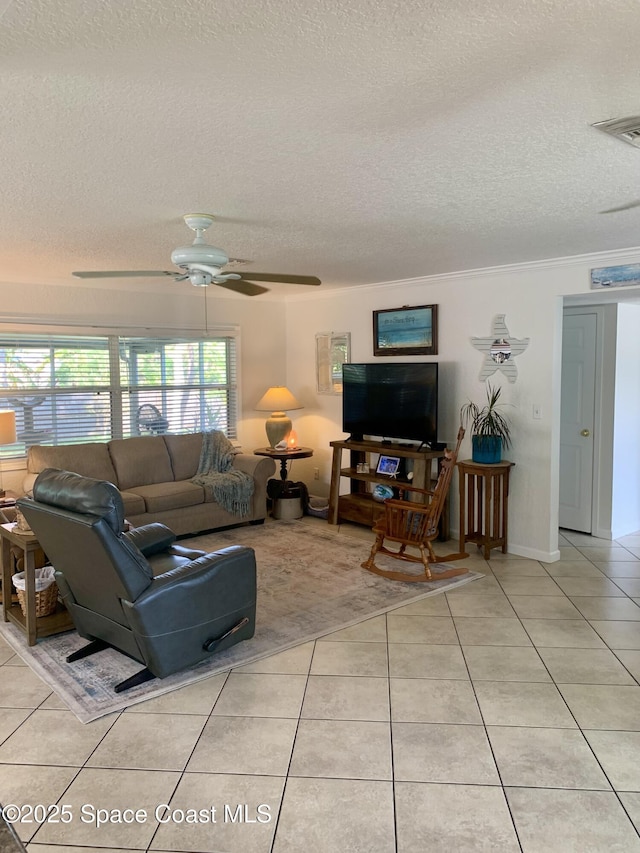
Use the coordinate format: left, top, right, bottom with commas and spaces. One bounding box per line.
342, 362, 438, 446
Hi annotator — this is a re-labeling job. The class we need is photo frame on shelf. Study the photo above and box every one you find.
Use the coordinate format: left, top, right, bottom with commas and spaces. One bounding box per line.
376, 455, 401, 476
316, 332, 351, 394
373, 304, 438, 356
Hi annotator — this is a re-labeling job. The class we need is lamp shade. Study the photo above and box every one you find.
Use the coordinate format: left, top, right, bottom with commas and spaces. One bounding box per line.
0, 411, 16, 445
255, 386, 303, 448
255, 386, 302, 413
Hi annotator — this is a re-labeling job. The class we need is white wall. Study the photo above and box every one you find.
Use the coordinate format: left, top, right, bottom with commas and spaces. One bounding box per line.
3, 250, 640, 557
0, 280, 287, 491
612, 302, 640, 538
284, 251, 640, 562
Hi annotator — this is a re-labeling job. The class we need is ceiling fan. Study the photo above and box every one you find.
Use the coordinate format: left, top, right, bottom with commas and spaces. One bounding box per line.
72, 214, 321, 296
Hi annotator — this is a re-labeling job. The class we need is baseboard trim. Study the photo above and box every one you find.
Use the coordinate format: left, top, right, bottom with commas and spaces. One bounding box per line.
448, 528, 561, 564
504, 544, 561, 563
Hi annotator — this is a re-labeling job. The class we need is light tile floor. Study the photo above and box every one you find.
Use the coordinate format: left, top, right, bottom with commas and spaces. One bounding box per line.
2, 521, 640, 851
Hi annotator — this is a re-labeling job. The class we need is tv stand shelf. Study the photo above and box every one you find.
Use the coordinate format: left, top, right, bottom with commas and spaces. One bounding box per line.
328, 439, 448, 538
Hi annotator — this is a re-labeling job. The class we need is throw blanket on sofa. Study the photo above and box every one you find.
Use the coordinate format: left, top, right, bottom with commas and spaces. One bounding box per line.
191, 430, 254, 517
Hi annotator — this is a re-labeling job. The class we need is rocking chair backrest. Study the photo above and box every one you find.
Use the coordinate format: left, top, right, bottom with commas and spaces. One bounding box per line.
424, 426, 464, 532
382, 427, 465, 544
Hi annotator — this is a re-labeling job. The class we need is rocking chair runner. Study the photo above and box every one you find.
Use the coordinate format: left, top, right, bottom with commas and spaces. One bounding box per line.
361, 427, 470, 582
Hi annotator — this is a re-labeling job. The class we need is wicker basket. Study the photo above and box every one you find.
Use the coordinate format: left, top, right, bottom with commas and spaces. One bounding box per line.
16, 581, 59, 618
12, 567, 59, 618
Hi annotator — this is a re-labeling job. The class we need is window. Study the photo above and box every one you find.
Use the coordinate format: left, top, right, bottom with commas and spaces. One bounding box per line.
120, 337, 239, 440
0, 332, 239, 457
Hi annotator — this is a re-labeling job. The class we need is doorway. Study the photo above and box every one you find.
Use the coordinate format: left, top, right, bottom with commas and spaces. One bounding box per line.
558, 301, 637, 541
559, 311, 597, 533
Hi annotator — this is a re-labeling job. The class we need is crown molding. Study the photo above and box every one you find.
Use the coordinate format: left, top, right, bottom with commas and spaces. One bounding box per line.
285, 244, 640, 301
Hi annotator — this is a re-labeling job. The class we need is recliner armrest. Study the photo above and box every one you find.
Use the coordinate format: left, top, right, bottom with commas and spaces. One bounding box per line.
145, 545, 254, 591
124, 523, 176, 556
122, 545, 256, 636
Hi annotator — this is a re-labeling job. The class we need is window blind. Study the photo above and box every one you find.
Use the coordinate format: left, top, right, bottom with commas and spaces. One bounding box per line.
0, 331, 239, 456
120, 336, 239, 440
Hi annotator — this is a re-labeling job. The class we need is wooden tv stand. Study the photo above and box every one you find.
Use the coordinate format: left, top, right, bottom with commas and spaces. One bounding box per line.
328, 439, 448, 538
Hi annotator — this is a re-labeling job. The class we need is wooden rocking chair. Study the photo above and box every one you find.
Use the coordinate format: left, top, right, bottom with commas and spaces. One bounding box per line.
361, 427, 470, 582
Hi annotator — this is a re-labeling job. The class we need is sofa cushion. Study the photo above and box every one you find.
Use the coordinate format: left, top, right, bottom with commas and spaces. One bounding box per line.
163, 433, 203, 481
27, 442, 118, 483
127, 481, 205, 513
108, 436, 174, 491
119, 490, 146, 516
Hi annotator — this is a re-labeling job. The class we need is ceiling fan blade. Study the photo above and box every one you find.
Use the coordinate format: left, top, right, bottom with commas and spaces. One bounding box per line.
234, 272, 321, 285
598, 200, 640, 214
72, 270, 178, 279
213, 279, 270, 297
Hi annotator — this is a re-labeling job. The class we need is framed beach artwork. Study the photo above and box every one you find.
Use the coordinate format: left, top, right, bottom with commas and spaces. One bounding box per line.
591, 263, 640, 290
372, 304, 438, 356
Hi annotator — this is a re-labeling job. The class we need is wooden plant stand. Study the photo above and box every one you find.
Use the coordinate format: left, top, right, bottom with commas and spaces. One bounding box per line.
458, 460, 515, 559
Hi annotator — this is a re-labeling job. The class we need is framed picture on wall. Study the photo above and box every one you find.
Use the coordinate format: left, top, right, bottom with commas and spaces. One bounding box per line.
373, 304, 438, 356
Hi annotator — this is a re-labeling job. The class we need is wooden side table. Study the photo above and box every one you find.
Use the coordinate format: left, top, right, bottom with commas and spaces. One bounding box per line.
253, 447, 314, 481
1, 522, 73, 646
458, 460, 515, 559
253, 447, 314, 519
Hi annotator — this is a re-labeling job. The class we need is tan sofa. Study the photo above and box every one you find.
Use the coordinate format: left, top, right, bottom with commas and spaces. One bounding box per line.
23, 433, 276, 536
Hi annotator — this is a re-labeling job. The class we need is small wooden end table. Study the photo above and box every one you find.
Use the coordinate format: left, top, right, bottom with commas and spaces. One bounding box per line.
1, 522, 73, 646
458, 460, 515, 559
254, 447, 314, 519
253, 446, 314, 481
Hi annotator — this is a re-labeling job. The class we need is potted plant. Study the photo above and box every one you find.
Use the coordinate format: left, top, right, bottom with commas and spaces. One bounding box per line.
460, 382, 512, 463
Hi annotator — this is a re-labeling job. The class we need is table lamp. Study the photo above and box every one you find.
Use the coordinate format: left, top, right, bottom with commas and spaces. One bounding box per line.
0, 410, 17, 498
255, 386, 303, 448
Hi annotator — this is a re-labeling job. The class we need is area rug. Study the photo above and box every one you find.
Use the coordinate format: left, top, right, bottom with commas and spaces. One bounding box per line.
0, 520, 482, 723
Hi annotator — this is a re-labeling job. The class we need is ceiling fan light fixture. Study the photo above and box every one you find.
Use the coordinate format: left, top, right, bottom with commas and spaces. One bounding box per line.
189, 272, 211, 287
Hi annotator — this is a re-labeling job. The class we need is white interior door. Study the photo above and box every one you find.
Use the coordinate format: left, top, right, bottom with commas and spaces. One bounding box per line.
559, 312, 597, 532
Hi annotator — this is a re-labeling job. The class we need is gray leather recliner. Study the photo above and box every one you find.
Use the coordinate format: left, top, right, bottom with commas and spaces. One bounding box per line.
17, 468, 257, 692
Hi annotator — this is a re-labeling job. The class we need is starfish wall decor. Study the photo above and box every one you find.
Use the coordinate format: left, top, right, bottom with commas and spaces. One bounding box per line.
471, 314, 530, 383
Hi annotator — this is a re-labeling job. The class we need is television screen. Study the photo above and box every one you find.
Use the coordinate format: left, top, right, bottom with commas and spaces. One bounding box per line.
342, 362, 438, 445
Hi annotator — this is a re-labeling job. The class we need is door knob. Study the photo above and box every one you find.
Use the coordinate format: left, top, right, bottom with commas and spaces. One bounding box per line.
580, 429, 590, 437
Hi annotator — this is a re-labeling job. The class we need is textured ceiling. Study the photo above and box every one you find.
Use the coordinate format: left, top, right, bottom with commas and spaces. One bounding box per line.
2, 0, 640, 298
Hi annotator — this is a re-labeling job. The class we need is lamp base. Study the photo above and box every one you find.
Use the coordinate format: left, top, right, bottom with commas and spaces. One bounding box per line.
265, 412, 292, 448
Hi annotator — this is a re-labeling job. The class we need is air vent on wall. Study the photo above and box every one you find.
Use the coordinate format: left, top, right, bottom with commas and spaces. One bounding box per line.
592, 115, 640, 149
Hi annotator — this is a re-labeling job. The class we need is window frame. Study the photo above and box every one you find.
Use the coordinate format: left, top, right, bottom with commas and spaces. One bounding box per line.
0, 327, 241, 457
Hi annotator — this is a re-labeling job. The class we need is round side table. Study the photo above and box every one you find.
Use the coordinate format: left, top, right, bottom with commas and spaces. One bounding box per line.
253, 447, 314, 481
253, 447, 314, 519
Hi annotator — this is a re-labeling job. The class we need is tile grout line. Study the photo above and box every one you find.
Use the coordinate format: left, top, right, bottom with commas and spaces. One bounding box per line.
447, 582, 525, 852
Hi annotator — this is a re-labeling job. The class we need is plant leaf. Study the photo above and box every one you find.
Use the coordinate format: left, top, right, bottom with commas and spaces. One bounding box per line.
459, 382, 512, 448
